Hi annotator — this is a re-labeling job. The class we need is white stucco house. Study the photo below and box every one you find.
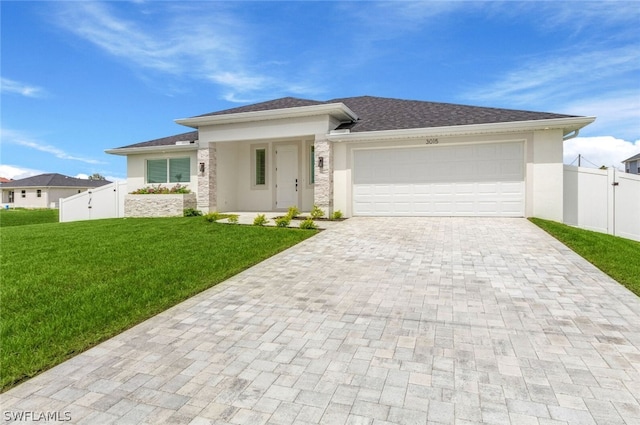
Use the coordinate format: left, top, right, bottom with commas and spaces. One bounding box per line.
622, 153, 640, 175
106, 96, 595, 221
1, 173, 111, 209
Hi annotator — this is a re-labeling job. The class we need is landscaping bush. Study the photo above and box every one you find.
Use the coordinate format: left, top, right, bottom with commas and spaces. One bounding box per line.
299, 218, 317, 230
331, 210, 343, 220
253, 214, 268, 226
130, 184, 191, 194
183, 208, 202, 217
310, 205, 325, 219
203, 211, 221, 222
275, 216, 291, 227
227, 214, 239, 224
287, 206, 300, 218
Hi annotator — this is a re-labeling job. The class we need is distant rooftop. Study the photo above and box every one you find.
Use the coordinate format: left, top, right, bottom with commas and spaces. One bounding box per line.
622, 152, 640, 163
0, 173, 111, 189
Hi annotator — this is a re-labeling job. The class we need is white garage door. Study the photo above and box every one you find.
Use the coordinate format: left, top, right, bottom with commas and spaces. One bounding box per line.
353, 142, 525, 216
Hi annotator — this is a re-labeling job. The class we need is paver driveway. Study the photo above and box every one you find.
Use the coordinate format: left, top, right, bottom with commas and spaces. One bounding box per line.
2, 218, 640, 425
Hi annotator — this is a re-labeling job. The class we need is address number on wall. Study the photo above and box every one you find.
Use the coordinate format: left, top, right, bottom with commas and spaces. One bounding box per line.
425, 138, 439, 144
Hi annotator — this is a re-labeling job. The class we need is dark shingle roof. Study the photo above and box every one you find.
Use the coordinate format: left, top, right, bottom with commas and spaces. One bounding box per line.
329, 96, 578, 132
112, 96, 581, 150
196, 97, 325, 117
0, 173, 111, 189
622, 153, 640, 163
115, 131, 198, 149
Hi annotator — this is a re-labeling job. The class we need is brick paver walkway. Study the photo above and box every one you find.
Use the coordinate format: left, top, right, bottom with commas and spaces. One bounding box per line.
2, 218, 639, 424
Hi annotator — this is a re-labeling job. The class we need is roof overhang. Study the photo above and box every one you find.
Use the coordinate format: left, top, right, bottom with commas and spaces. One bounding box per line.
327, 116, 596, 142
175, 103, 358, 129
105, 142, 200, 156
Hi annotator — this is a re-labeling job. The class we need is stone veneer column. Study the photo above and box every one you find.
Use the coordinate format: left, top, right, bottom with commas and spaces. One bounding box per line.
197, 143, 217, 212
314, 137, 333, 216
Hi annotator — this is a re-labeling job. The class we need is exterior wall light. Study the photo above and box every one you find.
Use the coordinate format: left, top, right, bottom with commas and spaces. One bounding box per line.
318, 156, 324, 168
199, 162, 205, 173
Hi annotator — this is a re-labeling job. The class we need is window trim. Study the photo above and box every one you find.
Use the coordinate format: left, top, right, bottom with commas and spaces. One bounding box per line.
251, 143, 269, 190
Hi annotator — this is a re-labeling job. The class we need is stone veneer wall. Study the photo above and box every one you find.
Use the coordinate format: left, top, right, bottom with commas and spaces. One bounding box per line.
197, 144, 217, 212
314, 137, 333, 216
124, 193, 197, 217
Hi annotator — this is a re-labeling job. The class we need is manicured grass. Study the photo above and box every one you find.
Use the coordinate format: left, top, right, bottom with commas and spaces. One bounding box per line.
0, 217, 317, 391
0, 208, 59, 227
530, 218, 640, 297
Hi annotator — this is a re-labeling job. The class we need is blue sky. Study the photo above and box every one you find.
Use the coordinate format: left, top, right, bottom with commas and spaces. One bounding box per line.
2, 1, 639, 181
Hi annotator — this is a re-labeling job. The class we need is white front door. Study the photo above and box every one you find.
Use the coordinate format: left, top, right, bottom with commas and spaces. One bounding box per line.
276, 145, 298, 209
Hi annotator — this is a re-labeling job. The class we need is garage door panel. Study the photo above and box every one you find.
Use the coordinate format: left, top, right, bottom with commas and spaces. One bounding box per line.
500, 181, 524, 194
353, 142, 525, 216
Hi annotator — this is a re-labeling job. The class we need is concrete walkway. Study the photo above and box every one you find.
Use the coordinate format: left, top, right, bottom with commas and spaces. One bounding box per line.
2, 218, 639, 424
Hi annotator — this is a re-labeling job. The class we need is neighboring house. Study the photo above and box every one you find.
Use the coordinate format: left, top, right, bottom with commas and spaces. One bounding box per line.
106, 96, 595, 221
0, 177, 13, 183
622, 153, 640, 174
0, 173, 111, 208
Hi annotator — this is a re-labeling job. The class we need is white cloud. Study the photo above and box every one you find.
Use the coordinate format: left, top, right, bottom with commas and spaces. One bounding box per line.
563, 93, 640, 142
51, 2, 311, 102
0, 164, 44, 180
1, 128, 105, 165
564, 136, 640, 170
74, 173, 125, 182
527, 1, 640, 34
1, 77, 45, 98
466, 45, 640, 108
464, 44, 640, 142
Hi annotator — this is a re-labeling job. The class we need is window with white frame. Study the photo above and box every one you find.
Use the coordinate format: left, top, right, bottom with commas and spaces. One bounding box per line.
37, 189, 42, 198
251, 144, 268, 189
21, 190, 26, 198
147, 158, 190, 183
309, 145, 315, 184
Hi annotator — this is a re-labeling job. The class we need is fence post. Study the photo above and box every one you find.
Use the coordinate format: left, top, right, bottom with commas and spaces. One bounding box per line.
607, 168, 615, 236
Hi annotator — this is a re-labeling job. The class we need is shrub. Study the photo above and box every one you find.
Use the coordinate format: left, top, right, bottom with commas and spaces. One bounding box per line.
253, 214, 268, 226
203, 211, 221, 222
227, 214, 239, 224
331, 210, 343, 220
130, 184, 191, 194
299, 218, 317, 230
183, 208, 202, 217
275, 216, 291, 228
287, 206, 301, 219
310, 205, 325, 219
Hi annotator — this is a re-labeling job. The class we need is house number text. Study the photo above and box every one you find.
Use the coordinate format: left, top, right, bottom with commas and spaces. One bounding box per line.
425, 138, 439, 144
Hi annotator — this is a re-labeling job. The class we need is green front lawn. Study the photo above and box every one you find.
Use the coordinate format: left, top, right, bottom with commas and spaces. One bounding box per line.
530, 218, 640, 297
0, 208, 59, 227
0, 217, 317, 391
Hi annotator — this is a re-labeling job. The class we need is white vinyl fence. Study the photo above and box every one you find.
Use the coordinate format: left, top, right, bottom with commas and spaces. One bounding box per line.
564, 165, 640, 241
59, 181, 127, 222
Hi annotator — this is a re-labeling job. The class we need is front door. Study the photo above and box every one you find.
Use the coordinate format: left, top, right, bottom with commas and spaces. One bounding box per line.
276, 145, 298, 209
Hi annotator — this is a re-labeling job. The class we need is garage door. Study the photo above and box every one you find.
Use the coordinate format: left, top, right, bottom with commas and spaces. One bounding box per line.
353, 142, 524, 216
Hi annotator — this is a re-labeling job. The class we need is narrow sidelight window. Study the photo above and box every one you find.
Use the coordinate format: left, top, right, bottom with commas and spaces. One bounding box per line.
255, 148, 266, 185
309, 145, 315, 184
